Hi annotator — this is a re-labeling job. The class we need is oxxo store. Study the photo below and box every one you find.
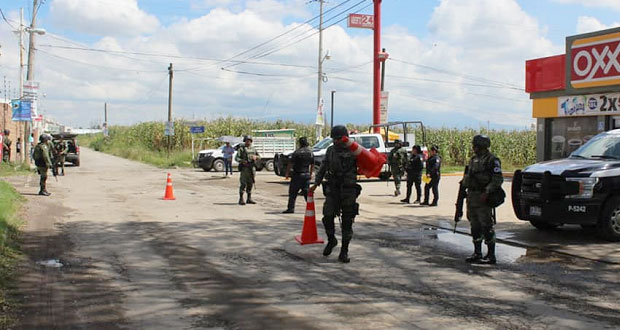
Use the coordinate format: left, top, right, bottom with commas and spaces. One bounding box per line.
526, 27, 620, 161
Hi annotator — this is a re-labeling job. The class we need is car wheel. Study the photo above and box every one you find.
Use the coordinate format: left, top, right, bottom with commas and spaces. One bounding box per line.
213, 159, 225, 172
265, 160, 274, 172
529, 220, 560, 231
598, 196, 620, 242
74, 159, 80, 167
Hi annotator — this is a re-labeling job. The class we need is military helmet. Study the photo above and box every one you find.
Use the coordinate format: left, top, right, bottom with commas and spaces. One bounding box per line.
298, 136, 309, 147
394, 139, 402, 145
243, 135, 253, 142
330, 125, 349, 139
431, 145, 439, 152
39, 134, 51, 142
3, 129, 9, 135
472, 134, 491, 149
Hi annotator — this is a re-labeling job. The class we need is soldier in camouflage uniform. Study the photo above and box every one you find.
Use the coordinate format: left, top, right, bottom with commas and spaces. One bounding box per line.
462, 135, 503, 264
2, 129, 12, 162
310, 125, 361, 263
388, 139, 408, 196
235, 136, 261, 205
33, 134, 54, 196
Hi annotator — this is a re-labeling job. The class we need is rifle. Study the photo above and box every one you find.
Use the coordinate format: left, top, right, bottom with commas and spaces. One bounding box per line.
454, 166, 469, 233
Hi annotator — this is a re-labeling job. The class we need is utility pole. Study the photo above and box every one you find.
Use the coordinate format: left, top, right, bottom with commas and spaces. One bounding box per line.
24, 0, 39, 163
167, 63, 173, 157
330, 90, 336, 131
381, 48, 386, 91
18, 8, 25, 161
316, 0, 325, 141
372, 0, 382, 133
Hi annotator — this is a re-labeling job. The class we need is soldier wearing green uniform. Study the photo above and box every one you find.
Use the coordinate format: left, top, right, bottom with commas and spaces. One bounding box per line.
310, 125, 361, 263
33, 134, 54, 196
388, 139, 408, 196
2, 129, 12, 162
462, 135, 503, 264
55, 141, 67, 176
235, 136, 260, 205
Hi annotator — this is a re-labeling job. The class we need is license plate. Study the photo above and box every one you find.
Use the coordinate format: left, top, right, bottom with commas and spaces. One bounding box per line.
530, 206, 542, 216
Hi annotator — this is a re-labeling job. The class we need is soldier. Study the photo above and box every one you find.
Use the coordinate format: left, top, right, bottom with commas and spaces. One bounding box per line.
310, 125, 361, 263
421, 145, 441, 206
388, 139, 408, 196
283, 136, 314, 213
401, 145, 423, 204
235, 136, 260, 205
462, 135, 503, 264
55, 140, 67, 176
33, 134, 54, 196
2, 129, 12, 162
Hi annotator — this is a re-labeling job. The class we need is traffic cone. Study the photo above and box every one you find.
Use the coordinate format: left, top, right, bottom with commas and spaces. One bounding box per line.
341, 136, 387, 178
295, 191, 324, 245
163, 173, 176, 200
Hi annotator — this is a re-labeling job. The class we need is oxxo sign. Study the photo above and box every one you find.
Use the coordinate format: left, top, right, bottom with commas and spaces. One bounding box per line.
569, 30, 620, 89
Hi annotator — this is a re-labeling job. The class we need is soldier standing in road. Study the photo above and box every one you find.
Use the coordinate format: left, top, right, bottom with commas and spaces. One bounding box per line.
283, 137, 314, 213
33, 134, 54, 196
55, 140, 67, 176
421, 145, 441, 206
2, 129, 12, 162
462, 135, 503, 264
310, 125, 361, 263
401, 145, 423, 204
388, 139, 408, 196
235, 136, 260, 205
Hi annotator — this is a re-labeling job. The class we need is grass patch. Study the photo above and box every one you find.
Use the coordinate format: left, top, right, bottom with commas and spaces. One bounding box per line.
0, 162, 32, 177
0, 180, 24, 328
86, 134, 193, 168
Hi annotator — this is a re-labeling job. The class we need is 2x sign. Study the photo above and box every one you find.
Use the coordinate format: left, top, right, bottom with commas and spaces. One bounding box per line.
558, 92, 620, 116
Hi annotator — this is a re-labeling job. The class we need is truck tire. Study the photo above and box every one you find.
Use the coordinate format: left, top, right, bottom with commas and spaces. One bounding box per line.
265, 160, 274, 172
597, 196, 620, 242
213, 159, 225, 172
201, 166, 211, 172
73, 159, 80, 167
529, 220, 559, 231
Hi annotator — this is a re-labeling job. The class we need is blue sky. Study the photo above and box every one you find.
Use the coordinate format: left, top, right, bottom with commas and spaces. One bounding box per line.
1, 0, 620, 129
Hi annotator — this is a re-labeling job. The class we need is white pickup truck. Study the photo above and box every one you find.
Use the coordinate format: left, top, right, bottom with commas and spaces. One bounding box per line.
274, 133, 414, 179
197, 136, 296, 172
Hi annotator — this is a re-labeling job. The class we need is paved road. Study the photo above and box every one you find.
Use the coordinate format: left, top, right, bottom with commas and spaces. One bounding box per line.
6, 148, 620, 329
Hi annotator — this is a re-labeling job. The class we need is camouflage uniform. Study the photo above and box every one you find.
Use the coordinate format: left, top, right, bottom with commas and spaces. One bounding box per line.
388, 144, 408, 195
315, 142, 360, 263
2, 133, 11, 162
235, 144, 260, 204
33, 140, 53, 195
463, 148, 503, 263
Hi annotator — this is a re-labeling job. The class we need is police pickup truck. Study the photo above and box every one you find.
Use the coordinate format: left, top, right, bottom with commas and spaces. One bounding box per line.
512, 129, 620, 241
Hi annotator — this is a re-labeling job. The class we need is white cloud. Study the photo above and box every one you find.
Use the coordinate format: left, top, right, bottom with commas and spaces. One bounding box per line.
50, 0, 160, 37
576, 16, 620, 34
552, 0, 620, 12
1, 0, 561, 129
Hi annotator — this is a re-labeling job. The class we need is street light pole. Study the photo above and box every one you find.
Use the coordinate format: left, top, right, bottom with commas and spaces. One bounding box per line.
316, 0, 325, 141
372, 0, 382, 133
330, 90, 336, 131
24, 0, 40, 163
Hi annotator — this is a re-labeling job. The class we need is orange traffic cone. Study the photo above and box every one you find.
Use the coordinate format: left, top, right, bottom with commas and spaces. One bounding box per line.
295, 191, 324, 245
341, 136, 387, 178
163, 173, 176, 200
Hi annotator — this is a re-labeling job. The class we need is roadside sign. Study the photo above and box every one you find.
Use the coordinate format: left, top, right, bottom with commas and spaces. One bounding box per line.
190, 126, 205, 134
380, 91, 389, 124
164, 121, 175, 136
348, 14, 374, 29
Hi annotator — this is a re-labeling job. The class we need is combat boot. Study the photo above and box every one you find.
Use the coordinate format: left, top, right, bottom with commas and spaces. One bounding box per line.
338, 239, 350, 263
465, 241, 483, 263
38, 190, 51, 196
400, 198, 410, 203
482, 243, 497, 265
238, 193, 246, 205
246, 193, 256, 204
323, 236, 338, 256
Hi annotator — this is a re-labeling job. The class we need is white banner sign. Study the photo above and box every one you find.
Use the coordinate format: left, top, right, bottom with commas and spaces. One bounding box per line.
380, 91, 389, 124
558, 92, 620, 117
315, 98, 325, 126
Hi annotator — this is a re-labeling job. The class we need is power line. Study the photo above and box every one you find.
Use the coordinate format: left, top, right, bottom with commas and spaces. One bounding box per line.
0, 8, 17, 29
225, 0, 371, 68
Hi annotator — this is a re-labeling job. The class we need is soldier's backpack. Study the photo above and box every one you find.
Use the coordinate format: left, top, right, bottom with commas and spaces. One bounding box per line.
33, 144, 45, 167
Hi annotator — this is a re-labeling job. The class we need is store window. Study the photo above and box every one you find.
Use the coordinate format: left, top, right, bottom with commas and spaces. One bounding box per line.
548, 117, 598, 159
